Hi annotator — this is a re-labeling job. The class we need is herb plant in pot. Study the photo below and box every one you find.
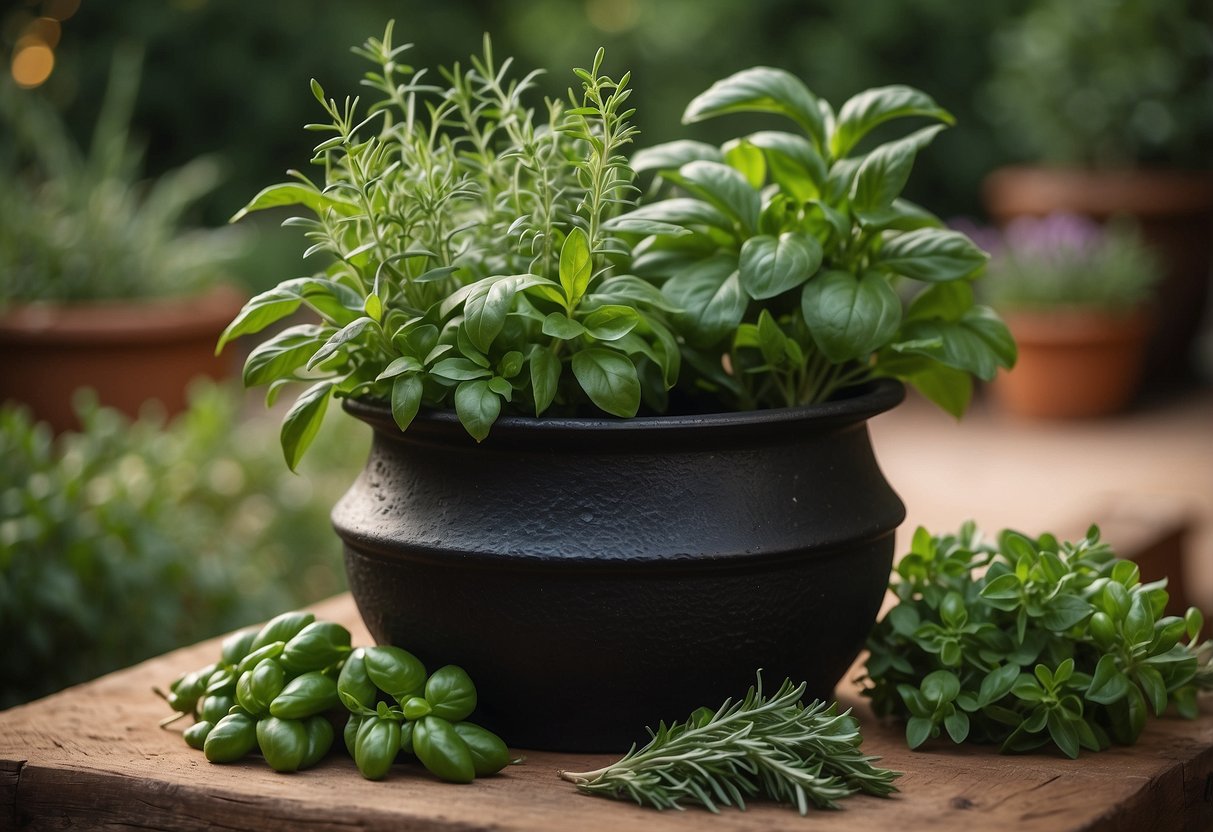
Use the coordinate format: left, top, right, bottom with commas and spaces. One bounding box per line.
221, 25, 1014, 751
0, 49, 246, 433
979, 214, 1161, 419
980, 0, 1213, 382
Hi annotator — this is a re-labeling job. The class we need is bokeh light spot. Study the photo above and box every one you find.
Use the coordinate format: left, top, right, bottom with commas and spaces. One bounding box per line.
585, 0, 639, 34
11, 39, 55, 89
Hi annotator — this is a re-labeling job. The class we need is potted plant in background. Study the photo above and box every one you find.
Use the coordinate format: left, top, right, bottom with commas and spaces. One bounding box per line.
0, 47, 246, 433
979, 0, 1213, 385
219, 23, 1014, 751
977, 214, 1161, 419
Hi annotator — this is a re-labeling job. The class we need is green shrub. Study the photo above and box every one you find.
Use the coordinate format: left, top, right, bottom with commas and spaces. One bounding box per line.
0, 383, 365, 707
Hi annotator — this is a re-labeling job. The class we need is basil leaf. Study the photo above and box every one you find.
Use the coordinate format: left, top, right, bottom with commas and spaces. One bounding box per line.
670, 161, 761, 233
242, 324, 329, 387
801, 270, 901, 362
831, 85, 954, 158
530, 347, 561, 417
850, 125, 947, 214
631, 139, 722, 174
454, 379, 501, 442
683, 66, 825, 150
571, 349, 641, 418
874, 228, 988, 283
739, 232, 822, 300
280, 381, 334, 472
390, 374, 424, 432
662, 255, 746, 348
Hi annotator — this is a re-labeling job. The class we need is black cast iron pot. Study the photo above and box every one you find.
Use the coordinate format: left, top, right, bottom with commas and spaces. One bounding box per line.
332, 379, 906, 752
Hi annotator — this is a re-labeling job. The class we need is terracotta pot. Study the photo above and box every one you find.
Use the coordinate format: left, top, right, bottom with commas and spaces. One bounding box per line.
982, 166, 1213, 383
992, 307, 1153, 419
0, 284, 246, 432
332, 380, 906, 751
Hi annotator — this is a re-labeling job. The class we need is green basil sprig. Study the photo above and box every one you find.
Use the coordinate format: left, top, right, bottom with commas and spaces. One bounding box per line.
336, 647, 510, 783
159, 611, 510, 784
863, 524, 1213, 758
613, 72, 1014, 415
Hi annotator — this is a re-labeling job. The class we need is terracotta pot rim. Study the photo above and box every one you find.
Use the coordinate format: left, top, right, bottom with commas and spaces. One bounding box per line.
343, 377, 905, 447
1001, 306, 1154, 345
983, 165, 1213, 218
0, 283, 245, 345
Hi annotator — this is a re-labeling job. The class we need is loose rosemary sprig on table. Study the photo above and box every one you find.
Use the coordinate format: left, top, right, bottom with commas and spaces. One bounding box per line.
559, 676, 899, 814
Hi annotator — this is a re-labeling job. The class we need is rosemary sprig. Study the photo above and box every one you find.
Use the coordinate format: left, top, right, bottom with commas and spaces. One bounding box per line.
559, 676, 899, 814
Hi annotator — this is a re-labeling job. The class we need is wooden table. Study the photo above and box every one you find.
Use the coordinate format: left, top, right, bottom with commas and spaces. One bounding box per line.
4, 595, 1213, 831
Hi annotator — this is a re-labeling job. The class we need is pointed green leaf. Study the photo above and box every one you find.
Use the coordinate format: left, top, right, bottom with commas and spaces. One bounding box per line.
631, 139, 723, 174
390, 375, 423, 432
582, 305, 641, 341
454, 380, 501, 442
831, 85, 954, 158
671, 160, 761, 233
530, 346, 561, 416
571, 349, 640, 418
662, 255, 747, 348
801, 270, 902, 362
242, 324, 329, 387
683, 66, 825, 148
739, 232, 823, 300
280, 381, 334, 471
874, 228, 988, 282
542, 312, 588, 340
850, 125, 947, 214
559, 227, 593, 307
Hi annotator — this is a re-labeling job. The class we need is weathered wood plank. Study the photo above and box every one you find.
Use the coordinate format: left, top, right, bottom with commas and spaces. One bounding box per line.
2, 594, 1212, 831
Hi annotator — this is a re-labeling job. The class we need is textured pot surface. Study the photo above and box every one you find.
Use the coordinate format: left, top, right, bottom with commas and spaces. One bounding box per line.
0, 284, 244, 432
992, 308, 1153, 419
333, 380, 906, 751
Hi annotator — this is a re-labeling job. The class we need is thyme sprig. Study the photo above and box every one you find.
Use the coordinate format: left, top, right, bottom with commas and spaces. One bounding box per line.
559, 676, 898, 814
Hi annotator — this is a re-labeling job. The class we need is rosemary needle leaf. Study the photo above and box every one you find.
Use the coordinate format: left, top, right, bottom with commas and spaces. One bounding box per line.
559, 675, 900, 813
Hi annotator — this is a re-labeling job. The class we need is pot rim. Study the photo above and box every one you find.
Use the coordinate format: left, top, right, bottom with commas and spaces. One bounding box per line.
343, 377, 905, 443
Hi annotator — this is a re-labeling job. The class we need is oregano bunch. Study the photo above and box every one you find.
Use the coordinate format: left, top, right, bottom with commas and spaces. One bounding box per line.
560, 676, 898, 814
218, 23, 676, 464
862, 524, 1213, 758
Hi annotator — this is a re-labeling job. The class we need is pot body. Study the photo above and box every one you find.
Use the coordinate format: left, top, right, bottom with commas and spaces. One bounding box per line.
0, 284, 245, 432
983, 166, 1213, 384
332, 380, 906, 751
992, 308, 1153, 419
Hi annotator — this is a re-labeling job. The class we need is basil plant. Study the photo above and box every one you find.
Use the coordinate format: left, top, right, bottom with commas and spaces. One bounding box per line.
611, 68, 1015, 413
219, 24, 1013, 467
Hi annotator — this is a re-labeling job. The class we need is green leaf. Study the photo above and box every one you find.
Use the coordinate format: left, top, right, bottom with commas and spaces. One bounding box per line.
607, 199, 735, 234
722, 139, 766, 189
1086, 655, 1130, 705
857, 198, 942, 232
1125, 594, 1155, 646
744, 130, 827, 202
663, 255, 746, 348
631, 139, 723, 174
671, 161, 761, 233
465, 277, 522, 353
216, 278, 364, 353
801, 270, 902, 362
454, 380, 501, 442
390, 375, 423, 432
530, 347, 561, 416
430, 358, 493, 382
589, 275, 682, 314
977, 664, 1020, 707
560, 227, 593, 307
376, 356, 423, 381
850, 125, 947, 214
874, 353, 972, 418
755, 309, 787, 367
280, 381, 334, 471
943, 709, 970, 744
1042, 595, 1095, 632
739, 232, 823, 300
921, 670, 960, 705
1046, 711, 1080, 759
542, 313, 588, 340
906, 716, 933, 749
582, 305, 641, 341
230, 181, 359, 223
242, 324, 329, 387
1135, 666, 1168, 716
307, 317, 377, 370
571, 349, 641, 418
683, 67, 825, 149
831, 85, 954, 158
896, 306, 1017, 381
873, 228, 988, 283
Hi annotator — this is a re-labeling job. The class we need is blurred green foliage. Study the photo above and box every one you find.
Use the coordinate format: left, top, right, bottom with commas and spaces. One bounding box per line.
0, 382, 366, 708
984, 0, 1213, 168
28, 0, 1026, 239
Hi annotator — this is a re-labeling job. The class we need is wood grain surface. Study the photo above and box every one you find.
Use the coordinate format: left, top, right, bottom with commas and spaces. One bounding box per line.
3, 594, 1212, 831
